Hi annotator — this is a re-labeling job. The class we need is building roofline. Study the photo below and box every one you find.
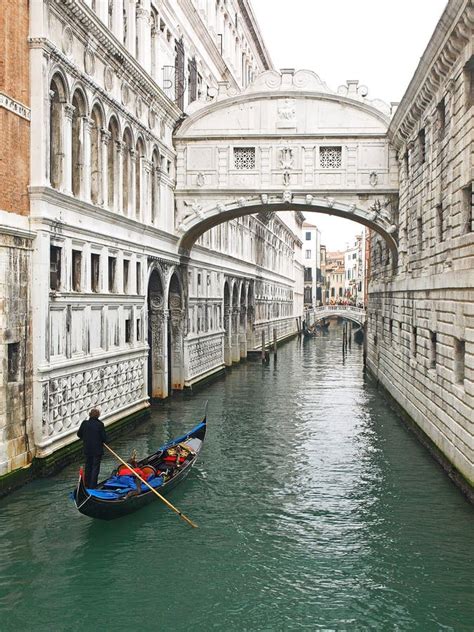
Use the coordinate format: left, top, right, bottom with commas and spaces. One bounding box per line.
238, 0, 274, 70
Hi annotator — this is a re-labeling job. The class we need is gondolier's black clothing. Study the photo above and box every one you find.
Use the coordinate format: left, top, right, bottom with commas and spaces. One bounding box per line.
77, 417, 107, 455
77, 417, 108, 488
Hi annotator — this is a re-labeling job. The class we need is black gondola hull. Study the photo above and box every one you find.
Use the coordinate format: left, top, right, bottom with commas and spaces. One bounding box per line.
73, 419, 206, 520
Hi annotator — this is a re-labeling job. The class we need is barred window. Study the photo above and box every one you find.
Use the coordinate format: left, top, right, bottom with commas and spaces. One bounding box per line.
320, 146, 342, 169
234, 147, 256, 170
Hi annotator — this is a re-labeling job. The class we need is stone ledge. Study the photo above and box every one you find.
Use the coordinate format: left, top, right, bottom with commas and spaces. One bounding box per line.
0, 407, 150, 499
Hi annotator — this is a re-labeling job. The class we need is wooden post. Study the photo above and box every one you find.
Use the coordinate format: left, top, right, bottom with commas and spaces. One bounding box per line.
273, 328, 277, 361
261, 330, 266, 364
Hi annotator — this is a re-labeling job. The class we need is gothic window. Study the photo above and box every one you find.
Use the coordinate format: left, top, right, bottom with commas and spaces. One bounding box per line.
233, 147, 255, 170
49, 75, 67, 189
107, 117, 119, 209
90, 105, 103, 204
136, 318, 141, 341
135, 138, 145, 219
319, 146, 342, 169
125, 318, 132, 343
50, 245, 62, 291
122, 128, 133, 216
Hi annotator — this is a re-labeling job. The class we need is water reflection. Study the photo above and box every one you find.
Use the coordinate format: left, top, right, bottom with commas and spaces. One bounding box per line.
0, 324, 473, 631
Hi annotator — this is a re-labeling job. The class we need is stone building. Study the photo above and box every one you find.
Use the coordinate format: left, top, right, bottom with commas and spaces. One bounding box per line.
344, 233, 366, 304
367, 0, 473, 493
0, 0, 34, 477
0, 0, 302, 479
325, 251, 345, 302
302, 221, 322, 310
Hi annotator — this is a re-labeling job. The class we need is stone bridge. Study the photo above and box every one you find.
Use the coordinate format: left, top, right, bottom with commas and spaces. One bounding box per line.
313, 305, 367, 326
174, 68, 400, 262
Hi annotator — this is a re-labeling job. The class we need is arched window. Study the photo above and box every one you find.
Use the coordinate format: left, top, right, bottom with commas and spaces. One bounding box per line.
107, 116, 119, 209
135, 137, 145, 220
71, 89, 87, 197
49, 74, 67, 189
90, 104, 103, 204
122, 128, 133, 216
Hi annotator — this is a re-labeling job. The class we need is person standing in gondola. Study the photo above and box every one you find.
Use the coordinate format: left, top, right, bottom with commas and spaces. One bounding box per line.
77, 408, 108, 489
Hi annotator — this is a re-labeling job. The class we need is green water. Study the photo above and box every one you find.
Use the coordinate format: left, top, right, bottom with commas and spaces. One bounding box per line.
0, 327, 473, 631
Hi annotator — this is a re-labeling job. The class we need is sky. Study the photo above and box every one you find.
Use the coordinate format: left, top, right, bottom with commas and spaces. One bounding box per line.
251, 0, 447, 249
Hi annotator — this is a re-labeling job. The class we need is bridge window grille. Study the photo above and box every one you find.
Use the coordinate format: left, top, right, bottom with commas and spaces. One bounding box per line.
320, 146, 342, 169
233, 147, 255, 170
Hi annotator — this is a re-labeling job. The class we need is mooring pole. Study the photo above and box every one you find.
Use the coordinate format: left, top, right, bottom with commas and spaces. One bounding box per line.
273, 328, 277, 361
349, 321, 352, 349
261, 330, 266, 364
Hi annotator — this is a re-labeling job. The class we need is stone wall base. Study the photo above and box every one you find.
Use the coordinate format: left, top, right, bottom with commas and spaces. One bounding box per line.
0, 408, 150, 498
366, 364, 474, 505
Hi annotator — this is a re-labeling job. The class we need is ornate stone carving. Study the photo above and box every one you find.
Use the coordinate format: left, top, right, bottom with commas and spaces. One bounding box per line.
305, 194, 313, 205
84, 48, 95, 76
62, 26, 73, 56
282, 190, 293, 203
41, 359, 145, 438
369, 171, 378, 187
121, 82, 130, 106
104, 66, 114, 91
260, 193, 268, 205
135, 96, 143, 118
196, 172, 205, 187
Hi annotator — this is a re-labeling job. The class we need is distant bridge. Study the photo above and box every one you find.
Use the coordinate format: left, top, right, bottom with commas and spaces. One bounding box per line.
312, 305, 367, 326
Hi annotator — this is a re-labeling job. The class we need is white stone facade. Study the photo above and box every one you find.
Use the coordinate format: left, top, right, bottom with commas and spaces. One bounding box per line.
367, 0, 474, 489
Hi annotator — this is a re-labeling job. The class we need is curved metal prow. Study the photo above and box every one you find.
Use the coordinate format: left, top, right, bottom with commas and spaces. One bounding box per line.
202, 400, 209, 422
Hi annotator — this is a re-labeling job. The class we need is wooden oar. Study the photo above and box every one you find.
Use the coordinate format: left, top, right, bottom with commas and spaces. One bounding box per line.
104, 443, 198, 528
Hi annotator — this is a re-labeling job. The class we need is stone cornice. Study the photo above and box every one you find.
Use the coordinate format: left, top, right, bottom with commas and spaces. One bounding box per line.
47, 0, 181, 123
388, 0, 473, 147
236, 0, 273, 70
176, 0, 239, 90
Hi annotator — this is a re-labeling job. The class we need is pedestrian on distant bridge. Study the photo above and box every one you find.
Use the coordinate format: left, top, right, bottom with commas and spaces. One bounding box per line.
77, 408, 108, 489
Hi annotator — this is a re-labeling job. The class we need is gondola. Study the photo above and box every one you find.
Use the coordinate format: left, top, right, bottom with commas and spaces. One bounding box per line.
72, 417, 206, 520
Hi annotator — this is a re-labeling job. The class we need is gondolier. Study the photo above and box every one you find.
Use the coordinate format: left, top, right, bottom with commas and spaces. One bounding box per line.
77, 408, 108, 489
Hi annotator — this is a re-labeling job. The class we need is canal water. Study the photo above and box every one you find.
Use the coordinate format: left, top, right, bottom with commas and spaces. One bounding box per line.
0, 325, 473, 631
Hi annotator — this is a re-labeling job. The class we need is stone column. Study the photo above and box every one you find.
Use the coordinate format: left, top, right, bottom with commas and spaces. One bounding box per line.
240, 307, 247, 358
224, 307, 232, 366
82, 116, 92, 203
116, 140, 124, 214
63, 103, 75, 195
112, 0, 124, 42
136, 0, 151, 71
129, 148, 137, 219
30, 48, 50, 187
100, 128, 110, 207
232, 308, 240, 362
126, 0, 137, 54
143, 158, 152, 224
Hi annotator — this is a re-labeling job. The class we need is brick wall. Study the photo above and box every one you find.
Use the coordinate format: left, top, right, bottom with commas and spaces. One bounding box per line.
0, 0, 30, 216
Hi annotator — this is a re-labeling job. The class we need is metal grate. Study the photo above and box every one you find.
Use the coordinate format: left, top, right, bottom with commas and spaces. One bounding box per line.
234, 147, 256, 170
320, 146, 342, 169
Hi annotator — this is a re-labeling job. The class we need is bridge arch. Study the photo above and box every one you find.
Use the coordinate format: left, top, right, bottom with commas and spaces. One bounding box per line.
174, 69, 399, 264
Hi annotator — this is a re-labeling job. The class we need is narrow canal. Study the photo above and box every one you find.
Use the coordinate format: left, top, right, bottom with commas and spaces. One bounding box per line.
1, 325, 473, 631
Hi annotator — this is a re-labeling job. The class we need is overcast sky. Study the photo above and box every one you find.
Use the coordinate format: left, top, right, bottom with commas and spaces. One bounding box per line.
251, 0, 447, 249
